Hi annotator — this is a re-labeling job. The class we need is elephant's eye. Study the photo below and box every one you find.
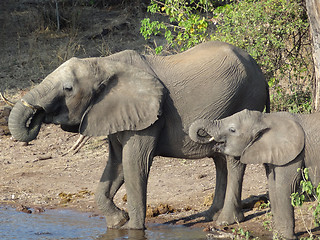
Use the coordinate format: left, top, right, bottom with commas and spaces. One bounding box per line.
63, 84, 73, 93
229, 127, 236, 133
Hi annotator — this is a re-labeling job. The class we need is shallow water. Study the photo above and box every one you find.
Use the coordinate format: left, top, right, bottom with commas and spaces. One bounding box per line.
0, 206, 207, 240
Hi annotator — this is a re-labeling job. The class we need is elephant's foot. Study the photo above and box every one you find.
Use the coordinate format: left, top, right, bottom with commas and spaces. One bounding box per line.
120, 220, 145, 230
185, 207, 221, 222
106, 210, 129, 229
202, 207, 221, 221
216, 209, 244, 226
273, 227, 297, 240
273, 231, 297, 240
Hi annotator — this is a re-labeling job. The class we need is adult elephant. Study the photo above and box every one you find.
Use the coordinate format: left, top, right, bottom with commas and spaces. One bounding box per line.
8, 41, 269, 229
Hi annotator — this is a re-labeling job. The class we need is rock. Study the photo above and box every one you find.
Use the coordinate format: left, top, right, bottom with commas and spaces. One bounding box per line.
203, 193, 214, 206
146, 203, 176, 218
206, 227, 235, 239
16, 205, 32, 214
33, 207, 45, 213
242, 194, 268, 210
0, 107, 10, 136
122, 193, 127, 202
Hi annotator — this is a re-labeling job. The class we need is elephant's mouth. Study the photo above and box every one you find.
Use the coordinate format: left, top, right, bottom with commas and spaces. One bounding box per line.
198, 132, 226, 153
22, 100, 80, 133
28, 109, 46, 126
213, 141, 226, 153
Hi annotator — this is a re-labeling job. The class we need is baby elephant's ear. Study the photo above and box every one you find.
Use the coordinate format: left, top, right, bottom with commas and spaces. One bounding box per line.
241, 114, 305, 166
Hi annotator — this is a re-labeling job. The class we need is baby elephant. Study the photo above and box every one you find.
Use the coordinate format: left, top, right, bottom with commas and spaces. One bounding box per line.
189, 109, 320, 239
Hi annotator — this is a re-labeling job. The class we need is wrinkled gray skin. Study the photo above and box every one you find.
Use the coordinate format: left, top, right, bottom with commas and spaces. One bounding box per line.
8, 41, 269, 230
189, 109, 320, 239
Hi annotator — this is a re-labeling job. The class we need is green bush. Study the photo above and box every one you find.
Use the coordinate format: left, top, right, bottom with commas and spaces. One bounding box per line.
140, 0, 214, 53
141, 0, 313, 113
212, 0, 312, 113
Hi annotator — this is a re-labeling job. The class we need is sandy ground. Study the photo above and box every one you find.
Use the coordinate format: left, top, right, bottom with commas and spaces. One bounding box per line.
0, 1, 319, 239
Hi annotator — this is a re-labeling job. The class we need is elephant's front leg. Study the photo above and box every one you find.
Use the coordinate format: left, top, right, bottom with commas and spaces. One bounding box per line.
121, 128, 159, 229
202, 154, 227, 220
216, 155, 245, 225
95, 136, 129, 228
267, 161, 302, 240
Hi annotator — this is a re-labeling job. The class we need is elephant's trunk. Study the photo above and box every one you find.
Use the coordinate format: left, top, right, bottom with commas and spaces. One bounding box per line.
8, 88, 46, 142
189, 119, 217, 144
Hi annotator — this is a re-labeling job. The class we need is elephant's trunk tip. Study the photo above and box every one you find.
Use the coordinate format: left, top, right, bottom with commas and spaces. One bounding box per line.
8, 100, 45, 142
189, 119, 213, 144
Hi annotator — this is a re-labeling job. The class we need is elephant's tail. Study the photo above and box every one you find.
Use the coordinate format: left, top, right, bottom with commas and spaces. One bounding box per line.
265, 84, 270, 113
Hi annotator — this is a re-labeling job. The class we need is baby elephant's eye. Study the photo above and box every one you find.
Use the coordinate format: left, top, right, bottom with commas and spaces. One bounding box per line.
63, 83, 73, 93
64, 86, 73, 92
229, 127, 236, 133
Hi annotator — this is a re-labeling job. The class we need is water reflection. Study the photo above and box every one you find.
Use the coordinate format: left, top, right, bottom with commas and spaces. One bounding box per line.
0, 206, 207, 240
98, 229, 147, 240
99, 225, 207, 240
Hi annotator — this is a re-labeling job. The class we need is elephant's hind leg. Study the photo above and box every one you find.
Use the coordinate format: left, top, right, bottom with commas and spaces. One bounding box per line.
95, 136, 129, 228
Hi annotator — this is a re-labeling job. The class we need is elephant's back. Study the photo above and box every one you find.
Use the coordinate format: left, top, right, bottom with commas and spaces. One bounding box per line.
148, 42, 269, 158
152, 41, 267, 118
148, 41, 266, 94
172, 41, 259, 69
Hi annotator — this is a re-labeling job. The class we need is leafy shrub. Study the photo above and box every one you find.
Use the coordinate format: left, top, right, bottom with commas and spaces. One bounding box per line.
212, 0, 313, 113
140, 0, 215, 53
141, 0, 313, 112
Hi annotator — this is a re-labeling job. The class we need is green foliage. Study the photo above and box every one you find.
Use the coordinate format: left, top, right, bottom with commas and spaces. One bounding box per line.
260, 201, 273, 232
232, 227, 252, 239
262, 219, 272, 232
141, 0, 313, 113
271, 85, 312, 113
212, 0, 312, 113
140, 0, 213, 52
291, 168, 320, 239
212, 0, 308, 75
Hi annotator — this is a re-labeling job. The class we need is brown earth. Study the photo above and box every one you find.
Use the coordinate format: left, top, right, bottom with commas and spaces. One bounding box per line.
0, 1, 319, 239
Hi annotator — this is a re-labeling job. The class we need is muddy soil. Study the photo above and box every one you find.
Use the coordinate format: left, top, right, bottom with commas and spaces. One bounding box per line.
0, 1, 319, 239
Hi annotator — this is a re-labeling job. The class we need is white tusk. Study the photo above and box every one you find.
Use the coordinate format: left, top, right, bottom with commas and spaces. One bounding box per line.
0, 91, 15, 107
62, 135, 90, 156
209, 136, 215, 142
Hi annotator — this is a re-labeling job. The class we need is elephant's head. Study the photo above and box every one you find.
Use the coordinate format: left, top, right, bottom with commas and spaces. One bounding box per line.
189, 109, 305, 166
9, 57, 166, 142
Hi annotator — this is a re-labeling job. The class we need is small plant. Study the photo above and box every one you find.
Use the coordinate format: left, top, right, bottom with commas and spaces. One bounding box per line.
262, 219, 272, 232
256, 200, 273, 232
232, 227, 252, 239
291, 168, 320, 239
258, 200, 270, 210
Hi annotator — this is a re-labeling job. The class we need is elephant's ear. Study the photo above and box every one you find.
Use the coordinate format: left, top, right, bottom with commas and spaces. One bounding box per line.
241, 115, 305, 166
79, 62, 166, 136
